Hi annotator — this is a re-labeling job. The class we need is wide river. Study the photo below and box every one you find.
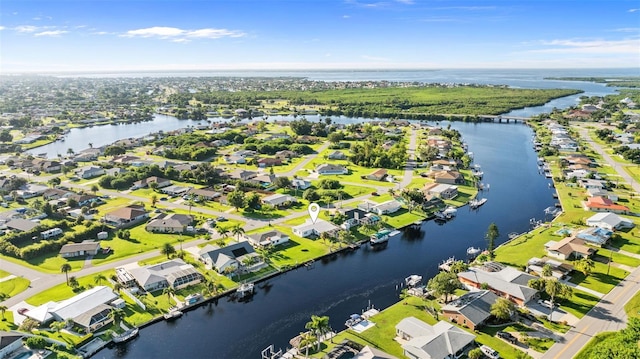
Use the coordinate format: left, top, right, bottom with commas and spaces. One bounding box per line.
37, 69, 632, 358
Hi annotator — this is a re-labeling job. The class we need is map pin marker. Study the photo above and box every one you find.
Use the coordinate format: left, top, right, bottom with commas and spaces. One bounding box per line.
308, 203, 320, 224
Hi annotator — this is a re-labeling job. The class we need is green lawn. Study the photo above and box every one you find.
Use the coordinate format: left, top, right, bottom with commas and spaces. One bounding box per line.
624, 289, 640, 318
0, 276, 30, 299
27, 268, 116, 306
381, 208, 426, 229
559, 289, 601, 319
0, 253, 85, 274
568, 258, 628, 294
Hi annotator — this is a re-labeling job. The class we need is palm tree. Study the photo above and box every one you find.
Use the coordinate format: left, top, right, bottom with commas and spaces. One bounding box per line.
449, 260, 469, 274
529, 278, 573, 321
186, 198, 195, 215
90, 184, 99, 195
94, 273, 107, 286
109, 308, 126, 328
161, 242, 176, 259
297, 331, 317, 359
542, 264, 553, 277
163, 287, 176, 305
113, 282, 123, 292
60, 263, 72, 285
151, 194, 158, 207
231, 224, 245, 241
305, 315, 331, 349
216, 226, 229, 240
0, 305, 7, 321
575, 257, 595, 276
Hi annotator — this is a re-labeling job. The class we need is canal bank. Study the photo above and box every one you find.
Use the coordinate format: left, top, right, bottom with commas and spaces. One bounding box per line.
94, 121, 556, 359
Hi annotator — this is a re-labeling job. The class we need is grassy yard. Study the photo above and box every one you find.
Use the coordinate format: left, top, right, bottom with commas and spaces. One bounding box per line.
27, 268, 116, 306
559, 289, 601, 319
381, 208, 426, 229
0, 276, 30, 299
0, 253, 85, 274
624, 289, 640, 319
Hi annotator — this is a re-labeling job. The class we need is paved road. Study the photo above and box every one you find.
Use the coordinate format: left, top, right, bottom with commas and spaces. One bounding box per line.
541, 126, 640, 358
399, 127, 418, 189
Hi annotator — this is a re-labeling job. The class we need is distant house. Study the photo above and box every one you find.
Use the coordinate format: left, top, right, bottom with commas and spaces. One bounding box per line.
526, 257, 573, 280
545, 236, 596, 260
131, 176, 171, 190
422, 183, 458, 200
16, 183, 48, 199
275, 150, 298, 160
104, 205, 149, 228
338, 207, 381, 230
59, 240, 101, 258
292, 219, 340, 238
188, 188, 222, 200
316, 164, 348, 175
160, 185, 192, 197
145, 213, 193, 233
292, 179, 312, 190
199, 242, 265, 274
75, 166, 105, 179
105, 167, 128, 177
441, 290, 500, 331
244, 230, 290, 247
433, 170, 464, 185
5, 218, 39, 232
257, 158, 282, 167
366, 169, 388, 181
43, 188, 71, 200
359, 200, 402, 216
395, 317, 476, 359
576, 227, 612, 247
228, 169, 258, 181
251, 174, 277, 187
127, 259, 202, 291
457, 263, 538, 306
586, 212, 635, 231
327, 151, 347, 160
65, 193, 100, 207
262, 193, 297, 207
583, 196, 629, 214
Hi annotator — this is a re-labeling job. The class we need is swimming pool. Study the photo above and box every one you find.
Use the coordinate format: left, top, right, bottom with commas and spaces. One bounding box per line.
12, 351, 33, 359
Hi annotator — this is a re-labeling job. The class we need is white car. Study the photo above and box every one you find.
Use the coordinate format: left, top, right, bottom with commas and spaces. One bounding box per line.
538, 299, 555, 309
480, 345, 500, 359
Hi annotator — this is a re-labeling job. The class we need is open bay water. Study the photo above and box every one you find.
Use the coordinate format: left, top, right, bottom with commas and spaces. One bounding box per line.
97, 120, 554, 359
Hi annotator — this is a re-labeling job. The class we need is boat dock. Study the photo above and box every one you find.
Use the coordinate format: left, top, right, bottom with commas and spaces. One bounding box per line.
438, 257, 456, 272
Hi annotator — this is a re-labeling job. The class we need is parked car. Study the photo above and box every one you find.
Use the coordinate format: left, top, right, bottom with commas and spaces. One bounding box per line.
538, 299, 556, 309
216, 216, 227, 222
480, 345, 500, 359
496, 331, 517, 344
160, 197, 168, 201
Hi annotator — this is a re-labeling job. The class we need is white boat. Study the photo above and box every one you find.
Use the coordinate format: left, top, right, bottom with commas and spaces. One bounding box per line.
237, 282, 254, 297
112, 327, 139, 343
467, 247, 481, 256
508, 232, 519, 240
370, 229, 391, 244
163, 310, 183, 320
405, 275, 423, 287
469, 198, 487, 209
345, 314, 363, 327
442, 206, 457, 218
434, 211, 446, 220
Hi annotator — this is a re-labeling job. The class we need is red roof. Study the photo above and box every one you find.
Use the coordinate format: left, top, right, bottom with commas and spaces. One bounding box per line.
586, 196, 629, 211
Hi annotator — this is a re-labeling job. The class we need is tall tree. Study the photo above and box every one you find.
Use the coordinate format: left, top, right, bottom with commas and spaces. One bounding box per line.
0, 305, 7, 320
161, 243, 176, 259
227, 190, 246, 212
60, 263, 72, 285
575, 257, 595, 276
427, 271, 460, 303
163, 287, 176, 305
305, 315, 331, 349
109, 308, 126, 328
490, 298, 516, 321
216, 226, 230, 240
528, 278, 573, 320
297, 331, 317, 359
94, 273, 107, 286
231, 224, 245, 241
485, 222, 500, 256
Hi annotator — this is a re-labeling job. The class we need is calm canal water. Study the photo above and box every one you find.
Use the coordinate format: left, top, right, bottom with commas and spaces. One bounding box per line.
95, 121, 555, 359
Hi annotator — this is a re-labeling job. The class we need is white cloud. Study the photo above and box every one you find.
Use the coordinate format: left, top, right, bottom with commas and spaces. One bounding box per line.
0, 26, 5, 31
123, 26, 245, 41
527, 38, 640, 55
14, 25, 39, 33
395, 0, 414, 4
343, 15, 351, 19
629, 8, 639, 13
361, 55, 390, 61
34, 30, 68, 37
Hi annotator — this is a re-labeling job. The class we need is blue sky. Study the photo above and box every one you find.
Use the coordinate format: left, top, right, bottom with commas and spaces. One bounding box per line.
1, 0, 638, 72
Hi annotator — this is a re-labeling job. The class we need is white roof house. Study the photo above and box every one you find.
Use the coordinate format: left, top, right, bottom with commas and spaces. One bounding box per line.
127, 258, 202, 292
396, 317, 476, 359
262, 193, 297, 207
586, 212, 635, 231
292, 219, 339, 238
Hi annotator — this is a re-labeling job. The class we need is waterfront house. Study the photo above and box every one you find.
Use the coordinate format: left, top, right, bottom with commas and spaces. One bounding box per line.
104, 205, 149, 228
127, 259, 202, 292
583, 196, 630, 214
576, 227, 612, 246
358, 199, 402, 216
199, 242, 265, 274
457, 263, 537, 306
422, 183, 458, 200
545, 236, 596, 260
292, 219, 340, 238
353, 346, 398, 359
433, 171, 464, 185
366, 169, 388, 181
145, 213, 193, 233
75, 165, 105, 179
316, 163, 348, 175
338, 207, 380, 230
23, 286, 119, 332
579, 179, 607, 190
441, 290, 500, 331
586, 212, 635, 231
327, 151, 347, 160
59, 240, 101, 258
395, 317, 476, 359
262, 193, 297, 207
244, 230, 290, 247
